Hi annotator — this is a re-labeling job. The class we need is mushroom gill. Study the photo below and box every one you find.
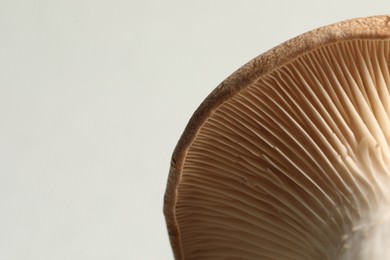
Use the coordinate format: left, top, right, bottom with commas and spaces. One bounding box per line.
165, 16, 390, 260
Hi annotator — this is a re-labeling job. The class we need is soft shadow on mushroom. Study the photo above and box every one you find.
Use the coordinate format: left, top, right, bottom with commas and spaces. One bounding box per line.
165, 15, 390, 260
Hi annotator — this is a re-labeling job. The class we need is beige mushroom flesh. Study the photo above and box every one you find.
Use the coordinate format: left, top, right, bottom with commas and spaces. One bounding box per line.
165, 15, 390, 259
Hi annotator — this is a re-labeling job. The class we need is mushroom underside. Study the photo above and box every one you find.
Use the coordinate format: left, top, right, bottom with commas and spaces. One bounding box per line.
171, 39, 390, 260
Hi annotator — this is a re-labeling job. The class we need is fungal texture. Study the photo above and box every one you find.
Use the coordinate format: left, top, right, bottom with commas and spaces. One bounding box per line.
173, 39, 390, 259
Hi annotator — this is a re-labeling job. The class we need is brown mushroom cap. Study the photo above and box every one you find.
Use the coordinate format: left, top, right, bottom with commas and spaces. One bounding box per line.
165, 15, 390, 259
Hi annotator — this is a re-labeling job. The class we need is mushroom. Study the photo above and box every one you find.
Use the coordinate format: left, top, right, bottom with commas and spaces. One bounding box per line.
164, 15, 390, 259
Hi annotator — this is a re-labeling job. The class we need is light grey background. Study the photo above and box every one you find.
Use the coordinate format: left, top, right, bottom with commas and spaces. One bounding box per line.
0, 1, 389, 259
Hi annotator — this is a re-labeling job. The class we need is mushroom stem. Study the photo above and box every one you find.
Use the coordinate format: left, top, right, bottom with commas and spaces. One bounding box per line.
339, 210, 390, 259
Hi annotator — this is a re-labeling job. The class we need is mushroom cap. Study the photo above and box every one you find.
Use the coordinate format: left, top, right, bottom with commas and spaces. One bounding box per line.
165, 15, 390, 259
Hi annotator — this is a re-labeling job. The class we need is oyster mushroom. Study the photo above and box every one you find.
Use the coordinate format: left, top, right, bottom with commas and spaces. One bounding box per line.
165, 15, 390, 259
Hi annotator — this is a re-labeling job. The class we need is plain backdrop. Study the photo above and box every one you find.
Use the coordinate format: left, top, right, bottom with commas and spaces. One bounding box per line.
1, 1, 390, 259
